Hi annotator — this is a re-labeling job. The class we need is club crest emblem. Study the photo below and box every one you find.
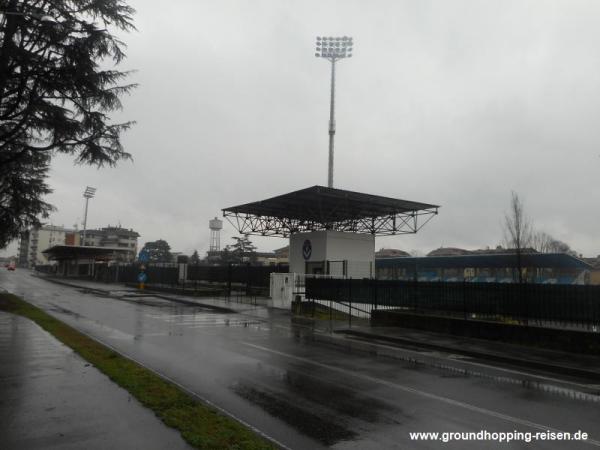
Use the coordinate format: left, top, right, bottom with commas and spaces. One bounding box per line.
302, 240, 312, 260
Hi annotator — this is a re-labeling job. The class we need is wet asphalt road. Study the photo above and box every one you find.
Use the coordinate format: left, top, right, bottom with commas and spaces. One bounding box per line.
2, 271, 600, 449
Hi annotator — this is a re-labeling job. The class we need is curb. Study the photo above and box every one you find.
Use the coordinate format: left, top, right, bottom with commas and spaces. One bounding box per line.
151, 294, 236, 313
34, 275, 112, 296
35, 275, 236, 314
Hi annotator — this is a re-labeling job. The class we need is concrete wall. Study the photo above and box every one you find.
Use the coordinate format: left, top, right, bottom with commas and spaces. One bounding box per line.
289, 230, 375, 277
326, 231, 374, 262
289, 231, 328, 274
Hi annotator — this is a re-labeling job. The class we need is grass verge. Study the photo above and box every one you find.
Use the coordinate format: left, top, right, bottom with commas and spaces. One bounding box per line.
0, 292, 276, 450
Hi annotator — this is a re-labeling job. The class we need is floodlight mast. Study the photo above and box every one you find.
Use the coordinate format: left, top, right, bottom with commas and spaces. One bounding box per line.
315, 36, 353, 188
82, 186, 96, 246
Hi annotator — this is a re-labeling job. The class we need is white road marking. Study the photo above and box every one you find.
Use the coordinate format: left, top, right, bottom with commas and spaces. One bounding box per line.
338, 334, 600, 392
242, 342, 600, 447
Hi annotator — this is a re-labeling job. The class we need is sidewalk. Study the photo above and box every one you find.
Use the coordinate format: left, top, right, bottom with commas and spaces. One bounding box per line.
35, 275, 600, 384
0, 311, 193, 450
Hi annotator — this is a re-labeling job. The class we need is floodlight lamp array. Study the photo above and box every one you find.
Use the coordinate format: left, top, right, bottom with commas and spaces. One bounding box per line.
83, 186, 96, 198
315, 36, 353, 60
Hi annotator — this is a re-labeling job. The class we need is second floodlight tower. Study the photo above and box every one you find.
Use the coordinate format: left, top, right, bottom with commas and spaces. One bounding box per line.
315, 36, 353, 188
82, 186, 96, 246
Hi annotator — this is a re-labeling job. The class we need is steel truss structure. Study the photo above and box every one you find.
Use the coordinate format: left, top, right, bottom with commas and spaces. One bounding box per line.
222, 185, 439, 237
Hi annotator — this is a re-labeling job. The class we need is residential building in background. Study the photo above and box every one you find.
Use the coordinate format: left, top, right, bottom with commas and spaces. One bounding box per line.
272, 246, 289, 263
583, 256, 600, 285
18, 225, 77, 268
18, 225, 139, 268
375, 248, 411, 258
80, 226, 140, 261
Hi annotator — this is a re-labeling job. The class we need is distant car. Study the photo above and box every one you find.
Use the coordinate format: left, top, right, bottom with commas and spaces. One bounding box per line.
7, 262, 16, 271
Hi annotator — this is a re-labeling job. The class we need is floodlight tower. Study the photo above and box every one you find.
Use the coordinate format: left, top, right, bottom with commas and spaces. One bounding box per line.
82, 186, 96, 246
315, 36, 353, 188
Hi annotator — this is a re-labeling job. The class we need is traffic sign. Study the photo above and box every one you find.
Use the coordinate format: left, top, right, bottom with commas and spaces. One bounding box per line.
138, 249, 149, 262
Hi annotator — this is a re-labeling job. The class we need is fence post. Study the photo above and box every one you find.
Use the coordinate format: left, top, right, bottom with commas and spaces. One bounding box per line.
245, 262, 251, 298
349, 281, 352, 328
227, 263, 232, 299
373, 279, 378, 312
463, 280, 467, 320
522, 282, 528, 327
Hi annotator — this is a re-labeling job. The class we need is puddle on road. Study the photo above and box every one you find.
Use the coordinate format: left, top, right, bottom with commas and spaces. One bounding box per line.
354, 346, 600, 404
312, 334, 600, 404
145, 312, 264, 329
231, 382, 357, 446
110, 290, 140, 295
229, 360, 407, 446
47, 303, 82, 319
281, 370, 398, 424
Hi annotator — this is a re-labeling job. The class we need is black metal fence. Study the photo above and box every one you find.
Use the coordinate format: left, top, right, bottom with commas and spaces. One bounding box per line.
187, 264, 288, 288
117, 265, 179, 285
34, 264, 56, 274
305, 278, 600, 330
109, 263, 288, 296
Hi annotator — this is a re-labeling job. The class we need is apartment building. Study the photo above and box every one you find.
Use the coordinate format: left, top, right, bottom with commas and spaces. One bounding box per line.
80, 226, 139, 261
18, 225, 78, 268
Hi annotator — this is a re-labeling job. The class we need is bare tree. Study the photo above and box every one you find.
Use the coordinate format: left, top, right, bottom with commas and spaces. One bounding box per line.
531, 231, 553, 253
547, 238, 575, 256
532, 230, 577, 256
503, 191, 533, 283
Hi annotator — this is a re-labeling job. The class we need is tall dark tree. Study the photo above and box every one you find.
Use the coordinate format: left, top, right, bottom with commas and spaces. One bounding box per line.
0, 1, 136, 246
0, 150, 52, 247
218, 245, 234, 264
140, 239, 172, 263
230, 234, 257, 264
190, 249, 200, 265
503, 191, 533, 283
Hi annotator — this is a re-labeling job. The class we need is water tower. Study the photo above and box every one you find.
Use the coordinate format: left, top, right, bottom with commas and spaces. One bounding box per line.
209, 217, 223, 252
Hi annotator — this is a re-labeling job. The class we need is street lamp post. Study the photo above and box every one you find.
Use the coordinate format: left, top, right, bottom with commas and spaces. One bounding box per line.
315, 36, 353, 188
82, 186, 96, 246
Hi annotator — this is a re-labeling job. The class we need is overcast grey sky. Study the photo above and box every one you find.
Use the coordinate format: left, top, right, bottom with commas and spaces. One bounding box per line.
4, 0, 600, 257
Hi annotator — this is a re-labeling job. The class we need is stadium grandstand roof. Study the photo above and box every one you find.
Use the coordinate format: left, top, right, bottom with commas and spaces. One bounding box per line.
222, 185, 439, 237
376, 253, 593, 270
